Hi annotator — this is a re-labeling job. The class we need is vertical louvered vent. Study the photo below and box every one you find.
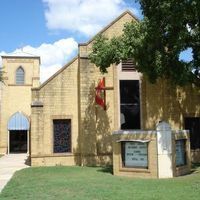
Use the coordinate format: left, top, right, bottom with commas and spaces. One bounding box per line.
122, 59, 136, 71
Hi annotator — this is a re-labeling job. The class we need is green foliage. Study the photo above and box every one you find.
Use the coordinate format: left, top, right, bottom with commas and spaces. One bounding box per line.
89, 35, 123, 73
89, 0, 200, 86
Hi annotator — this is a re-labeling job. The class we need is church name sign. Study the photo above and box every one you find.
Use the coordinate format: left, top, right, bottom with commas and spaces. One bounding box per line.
123, 141, 148, 168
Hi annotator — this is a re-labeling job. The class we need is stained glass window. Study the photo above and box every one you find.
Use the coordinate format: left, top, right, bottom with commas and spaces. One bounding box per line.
53, 119, 71, 153
16, 67, 25, 85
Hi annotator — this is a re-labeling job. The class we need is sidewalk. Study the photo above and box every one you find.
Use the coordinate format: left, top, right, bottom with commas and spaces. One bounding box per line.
0, 154, 30, 193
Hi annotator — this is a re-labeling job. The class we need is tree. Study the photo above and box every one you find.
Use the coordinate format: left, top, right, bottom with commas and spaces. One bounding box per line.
89, 0, 200, 86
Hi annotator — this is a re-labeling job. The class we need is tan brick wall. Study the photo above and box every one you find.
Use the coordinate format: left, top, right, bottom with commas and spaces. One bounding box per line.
31, 58, 80, 166
78, 12, 136, 166
0, 57, 40, 154
141, 78, 200, 130
79, 58, 114, 166
31, 155, 79, 166
141, 78, 200, 162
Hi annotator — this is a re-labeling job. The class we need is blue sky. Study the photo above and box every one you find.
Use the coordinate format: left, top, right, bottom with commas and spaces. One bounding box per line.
0, 0, 141, 82
0, 0, 141, 52
0, 0, 191, 82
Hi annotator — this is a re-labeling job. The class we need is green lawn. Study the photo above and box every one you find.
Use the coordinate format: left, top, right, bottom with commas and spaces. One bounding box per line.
0, 165, 200, 200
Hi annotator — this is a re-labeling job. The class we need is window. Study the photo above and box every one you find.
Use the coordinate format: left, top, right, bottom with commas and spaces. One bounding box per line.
176, 140, 186, 167
16, 67, 25, 85
121, 141, 148, 168
53, 119, 71, 153
120, 80, 141, 129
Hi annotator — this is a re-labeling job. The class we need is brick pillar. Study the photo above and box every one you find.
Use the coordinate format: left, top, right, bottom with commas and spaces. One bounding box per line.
156, 121, 173, 178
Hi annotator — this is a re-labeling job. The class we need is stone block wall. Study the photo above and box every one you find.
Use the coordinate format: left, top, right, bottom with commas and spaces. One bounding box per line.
31, 58, 80, 166
78, 12, 136, 165
141, 78, 200, 130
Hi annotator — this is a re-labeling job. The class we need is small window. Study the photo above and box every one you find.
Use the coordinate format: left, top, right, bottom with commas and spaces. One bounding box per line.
16, 67, 25, 85
176, 139, 186, 167
53, 119, 71, 153
121, 141, 148, 168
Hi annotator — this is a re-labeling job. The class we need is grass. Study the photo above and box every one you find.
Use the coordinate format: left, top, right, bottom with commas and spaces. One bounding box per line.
0, 165, 200, 200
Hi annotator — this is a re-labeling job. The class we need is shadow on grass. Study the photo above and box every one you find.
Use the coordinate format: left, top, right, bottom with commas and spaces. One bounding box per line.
190, 163, 200, 174
97, 165, 113, 174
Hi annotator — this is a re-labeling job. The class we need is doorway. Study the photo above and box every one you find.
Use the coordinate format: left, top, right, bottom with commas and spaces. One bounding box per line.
184, 117, 200, 150
7, 112, 30, 154
9, 130, 27, 153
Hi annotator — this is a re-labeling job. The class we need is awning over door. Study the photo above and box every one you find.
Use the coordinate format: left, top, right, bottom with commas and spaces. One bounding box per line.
7, 112, 30, 130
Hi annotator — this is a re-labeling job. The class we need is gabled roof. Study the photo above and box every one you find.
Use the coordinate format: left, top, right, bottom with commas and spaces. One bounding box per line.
33, 56, 78, 91
79, 10, 139, 46
1, 51, 40, 63
32, 10, 138, 91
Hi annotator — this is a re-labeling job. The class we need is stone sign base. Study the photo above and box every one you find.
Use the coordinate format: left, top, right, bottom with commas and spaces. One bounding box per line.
112, 122, 191, 178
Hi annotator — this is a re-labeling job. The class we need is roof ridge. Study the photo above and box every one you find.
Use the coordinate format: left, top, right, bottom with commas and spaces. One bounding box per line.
79, 10, 139, 46
1, 50, 39, 58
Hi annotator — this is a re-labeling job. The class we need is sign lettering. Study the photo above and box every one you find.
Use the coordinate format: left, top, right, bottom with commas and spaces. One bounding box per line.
124, 142, 148, 168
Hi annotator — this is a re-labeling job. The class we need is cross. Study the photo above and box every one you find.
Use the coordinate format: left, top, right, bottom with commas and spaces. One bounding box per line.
95, 77, 114, 110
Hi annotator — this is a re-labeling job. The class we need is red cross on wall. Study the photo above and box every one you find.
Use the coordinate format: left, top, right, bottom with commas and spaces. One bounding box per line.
95, 77, 114, 110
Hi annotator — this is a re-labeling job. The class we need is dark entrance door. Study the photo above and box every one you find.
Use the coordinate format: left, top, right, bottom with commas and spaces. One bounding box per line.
9, 130, 27, 153
184, 117, 200, 150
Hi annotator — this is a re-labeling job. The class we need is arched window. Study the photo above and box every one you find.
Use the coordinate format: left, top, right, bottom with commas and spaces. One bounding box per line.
16, 67, 25, 85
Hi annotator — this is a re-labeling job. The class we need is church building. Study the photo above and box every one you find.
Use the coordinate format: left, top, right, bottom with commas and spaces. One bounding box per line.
0, 11, 199, 166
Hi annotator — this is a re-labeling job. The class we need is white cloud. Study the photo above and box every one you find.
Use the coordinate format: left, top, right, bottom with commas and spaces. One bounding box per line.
0, 0, 140, 83
43, 0, 140, 36
40, 64, 63, 83
0, 38, 78, 83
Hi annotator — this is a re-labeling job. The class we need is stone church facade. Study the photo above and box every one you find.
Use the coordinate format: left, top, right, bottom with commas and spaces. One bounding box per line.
0, 11, 199, 166
0, 54, 40, 155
